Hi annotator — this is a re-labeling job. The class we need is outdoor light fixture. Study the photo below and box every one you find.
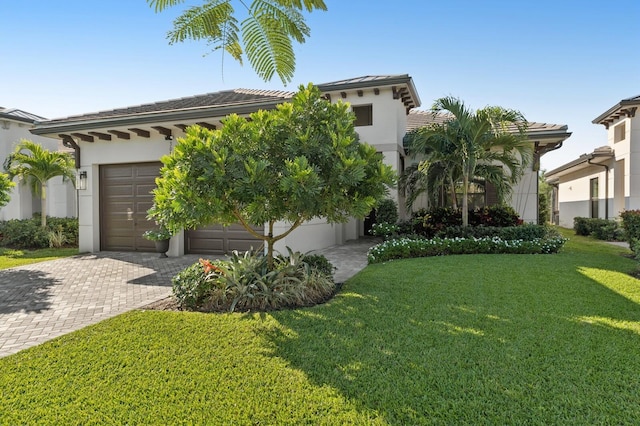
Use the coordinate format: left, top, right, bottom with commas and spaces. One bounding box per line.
77, 171, 88, 190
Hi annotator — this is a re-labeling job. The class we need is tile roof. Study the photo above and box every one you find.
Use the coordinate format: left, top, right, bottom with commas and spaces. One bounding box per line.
0, 108, 47, 123
407, 110, 569, 135
42, 89, 294, 125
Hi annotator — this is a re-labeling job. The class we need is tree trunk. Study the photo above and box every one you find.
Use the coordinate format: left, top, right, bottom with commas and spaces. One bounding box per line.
462, 174, 469, 227
40, 183, 47, 228
449, 176, 458, 210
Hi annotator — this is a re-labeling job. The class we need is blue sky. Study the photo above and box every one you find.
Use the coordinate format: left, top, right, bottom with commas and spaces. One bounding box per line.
1, 0, 638, 170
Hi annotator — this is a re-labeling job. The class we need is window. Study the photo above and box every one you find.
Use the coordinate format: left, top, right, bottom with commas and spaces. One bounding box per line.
590, 177, 599, 218
614, 122, 626, 143
353, 105, 373, 126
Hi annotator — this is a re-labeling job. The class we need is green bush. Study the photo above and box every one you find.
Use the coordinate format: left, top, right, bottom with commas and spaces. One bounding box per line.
573, 217, 622, 241
367, 235, 568, 264
621, 210, 640, 258
172, 262, 218, 310
573, 217, 592, 236
172, 251, 336, 312
0, 217, 78, 249
405, 205, 523, 239
375, 198, 398, 225
371, 222, 399, 238
436, 224, 547, 241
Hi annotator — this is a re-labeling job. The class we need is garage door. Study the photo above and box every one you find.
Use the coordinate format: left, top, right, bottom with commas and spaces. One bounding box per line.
186, 223, 264, 255
100, 162, 162, 252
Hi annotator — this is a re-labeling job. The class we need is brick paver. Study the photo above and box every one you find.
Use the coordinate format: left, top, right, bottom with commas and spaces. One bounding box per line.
0, 239, 378, 359
0, 252, 201, 358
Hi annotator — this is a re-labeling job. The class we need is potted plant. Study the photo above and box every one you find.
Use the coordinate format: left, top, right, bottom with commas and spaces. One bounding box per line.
143, 227, 172, 257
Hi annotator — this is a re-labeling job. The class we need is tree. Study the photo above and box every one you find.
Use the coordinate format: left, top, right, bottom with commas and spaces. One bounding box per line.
0, 173, 14, 209
403, 97, 532, 226
147, 0, 327, 84
149, 84, 395, 267
5, 140, 76, 228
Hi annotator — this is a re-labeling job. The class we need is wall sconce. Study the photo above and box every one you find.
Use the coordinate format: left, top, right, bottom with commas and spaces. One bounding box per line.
77, 171, 88, 190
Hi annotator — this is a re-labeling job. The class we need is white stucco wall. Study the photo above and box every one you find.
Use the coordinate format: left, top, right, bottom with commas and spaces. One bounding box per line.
0, 120, 75, 221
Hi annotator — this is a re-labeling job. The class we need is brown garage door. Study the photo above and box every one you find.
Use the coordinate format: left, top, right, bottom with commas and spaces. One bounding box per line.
186, 223, 264, 255
100, 162, 162, 252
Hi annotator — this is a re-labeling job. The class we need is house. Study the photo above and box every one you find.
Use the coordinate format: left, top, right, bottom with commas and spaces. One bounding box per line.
0, 108, 76, 221
545, 95, 640, 228
30, 74, 570, 256
406, 111, 571, 224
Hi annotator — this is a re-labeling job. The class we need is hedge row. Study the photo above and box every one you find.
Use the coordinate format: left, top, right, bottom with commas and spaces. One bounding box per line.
0, 217, 78, 249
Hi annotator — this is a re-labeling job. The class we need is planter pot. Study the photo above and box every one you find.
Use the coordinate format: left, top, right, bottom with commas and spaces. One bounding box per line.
154, 239, 170, 258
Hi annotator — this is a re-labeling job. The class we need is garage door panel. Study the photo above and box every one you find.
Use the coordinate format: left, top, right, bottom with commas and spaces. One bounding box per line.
186, 223, 264, 255
100, 162, 162, 252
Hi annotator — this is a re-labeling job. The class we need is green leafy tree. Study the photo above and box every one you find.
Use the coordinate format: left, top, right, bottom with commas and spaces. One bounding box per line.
148, 0, 327, 83
0, 173, 14, 209
149, 84, 395, 267
5, 140, 76, 228
403, 97, 532, 226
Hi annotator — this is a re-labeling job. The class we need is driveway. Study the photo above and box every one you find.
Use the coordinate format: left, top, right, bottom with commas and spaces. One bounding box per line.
0, 238, 378, 359
0, 252, 201, 358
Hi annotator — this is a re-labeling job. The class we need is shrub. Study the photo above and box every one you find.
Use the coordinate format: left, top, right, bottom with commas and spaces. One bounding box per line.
573, 217, 622, 241
172, 261, 219, 310
375, 198, 399, 225
0, 216, 79, 249
0, 219, 49, 248
172, 250, 336, 312
407, 205, 522, 239
621, 210, 640, 258
436, 224, 547, 241
573, 217, 592, 236
371, 222, 399, 238
367, 236, 568, 264
47, 230, 69, 248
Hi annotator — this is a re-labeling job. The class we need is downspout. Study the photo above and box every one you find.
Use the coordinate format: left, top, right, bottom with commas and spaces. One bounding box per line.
60, 135, 81, 217
588, 159, 609, 220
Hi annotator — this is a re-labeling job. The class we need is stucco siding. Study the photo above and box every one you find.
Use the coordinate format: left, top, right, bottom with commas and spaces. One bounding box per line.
557, 200, 590, 228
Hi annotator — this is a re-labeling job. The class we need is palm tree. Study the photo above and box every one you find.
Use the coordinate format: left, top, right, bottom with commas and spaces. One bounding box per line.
147, 0, 327, 84
5, 140, 75, 228
403, 97, 532, 226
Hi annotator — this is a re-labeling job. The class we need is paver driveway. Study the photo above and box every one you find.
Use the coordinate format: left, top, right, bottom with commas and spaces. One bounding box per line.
0, 252, 201, 358
0, 238, 378, 359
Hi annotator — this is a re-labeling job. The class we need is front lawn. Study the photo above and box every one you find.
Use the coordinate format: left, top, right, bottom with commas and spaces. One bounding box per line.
1, 232, 639, 424
0, 247, 78, 270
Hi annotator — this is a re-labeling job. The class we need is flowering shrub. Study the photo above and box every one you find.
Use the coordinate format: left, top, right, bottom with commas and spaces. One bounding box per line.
371, 222, 399, 238
367, 236, 568, 264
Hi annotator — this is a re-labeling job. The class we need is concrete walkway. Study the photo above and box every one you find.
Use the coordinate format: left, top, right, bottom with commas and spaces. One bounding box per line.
0, 239, 378, 358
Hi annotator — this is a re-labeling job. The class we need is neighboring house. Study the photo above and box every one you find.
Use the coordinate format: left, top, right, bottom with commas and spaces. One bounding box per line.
546, 95, 640, 228
407, 111, 571, 224
0, 107, 76, 221
31, 74, 569, 256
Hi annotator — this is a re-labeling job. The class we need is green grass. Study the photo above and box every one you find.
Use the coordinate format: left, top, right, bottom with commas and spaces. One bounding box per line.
0, 247, 78, 269
1, 231, 640, 424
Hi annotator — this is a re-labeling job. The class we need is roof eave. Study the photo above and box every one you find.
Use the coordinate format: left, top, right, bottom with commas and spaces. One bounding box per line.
318, 74, 421, 108
0, 112, 36, 125
545, 151, 613, 177
31, 99, 285, 136
592, 99, 640, 125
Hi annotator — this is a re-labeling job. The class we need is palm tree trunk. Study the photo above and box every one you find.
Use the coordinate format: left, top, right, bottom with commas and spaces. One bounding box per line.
449, 176, 458, 210
462, 174, 469, 227
40, 183, 47, 228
